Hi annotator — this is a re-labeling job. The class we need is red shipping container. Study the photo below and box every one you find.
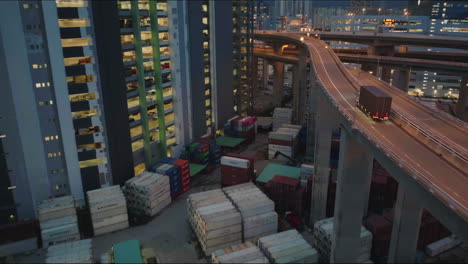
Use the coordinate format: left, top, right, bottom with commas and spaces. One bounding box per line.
268, 138, 294, 146
270, 175, 300, 192
364, 216, 393, 238
221, 165, 251, 186
172, 159, 189, 169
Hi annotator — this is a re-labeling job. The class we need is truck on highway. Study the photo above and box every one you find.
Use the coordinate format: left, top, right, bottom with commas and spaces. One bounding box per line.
357, 85, 392, 121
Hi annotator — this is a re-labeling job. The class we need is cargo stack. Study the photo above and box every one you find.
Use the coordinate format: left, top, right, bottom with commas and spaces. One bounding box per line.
226, 153, 255, 180
223, 183, 278, 242
313, 218, 372, 263
189, 142, 210, 165
124, 171, 171, 218
187, 189, 242, 256
87, 186, 129, 236
268, 124, 300, 161
300, 163, 314, 187
272, 108, 292, 131
38, 196, 79, 247
197, 137, 223, 166
220, 156, 253, 187
265, 175, 306, 217
153, 163, 182, 199
224, 116, 257, 144
258, 229, 319, 263
363, 215, 393, 263
172, 159, 191, 193
46, 239, 93, 263
211, 241, 269, 263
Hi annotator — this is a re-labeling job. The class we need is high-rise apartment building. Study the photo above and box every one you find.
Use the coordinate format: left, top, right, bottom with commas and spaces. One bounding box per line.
0, 0, 254, 224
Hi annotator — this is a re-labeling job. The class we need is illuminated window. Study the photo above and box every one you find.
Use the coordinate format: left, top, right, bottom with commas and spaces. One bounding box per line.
61, 38, 91, 48
23, 4, 29, 8
36, 83, 41, 88
45, 137, 50, 141
134, 162, 146, 176
32, 64, 38, 69
58, 18, 89, 28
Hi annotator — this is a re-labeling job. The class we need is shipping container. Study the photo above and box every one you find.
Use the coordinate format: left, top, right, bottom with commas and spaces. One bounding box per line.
358, 86, 392, 121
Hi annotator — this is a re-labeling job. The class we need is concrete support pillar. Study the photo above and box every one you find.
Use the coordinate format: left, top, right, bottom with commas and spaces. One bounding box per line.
368, 45, 395, 56
381, 66, 392, 83
361, 63, 377, 76
262, 59, 269, 90
309, 98, 334, 225
388, 187, 423, 263
292, 65, 300, 122
456, 75, 468, 122
272, 61, 285, 107
273, 43, 284, 55
331, 130, 373, 263
306, 77, 319, 158
393, 68, 410, 92
253, 56, 259, 96
297, 50, 308, 124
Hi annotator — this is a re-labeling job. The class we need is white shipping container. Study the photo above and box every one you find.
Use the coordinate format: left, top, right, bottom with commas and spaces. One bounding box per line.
268, 131, 294, 141
269, 144, 293, 153
425, 235, 461, 257
220, 156, 250, 169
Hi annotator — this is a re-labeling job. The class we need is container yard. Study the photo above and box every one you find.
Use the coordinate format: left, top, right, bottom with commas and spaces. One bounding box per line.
4, 113, 465, 264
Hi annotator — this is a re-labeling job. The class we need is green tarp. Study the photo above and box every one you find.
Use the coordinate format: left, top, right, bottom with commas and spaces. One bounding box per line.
256, 163, 301, 184
113, 239, 143, 264
190, 163, 207, 177
215, 136, 246, 148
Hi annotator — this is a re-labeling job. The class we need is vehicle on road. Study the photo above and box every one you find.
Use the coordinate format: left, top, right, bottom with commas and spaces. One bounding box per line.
357, 85, 392, 120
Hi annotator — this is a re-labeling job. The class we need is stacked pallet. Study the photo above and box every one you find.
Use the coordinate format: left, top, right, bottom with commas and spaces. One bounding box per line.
38, 196, 79, 247
258, 229, 318, 263
124, 171, 171, 217
211, 241, 269, 263
187, 189, 242, 256
87, 186, 129, 236
268, 124, 300, 161
46, 239, 93, 263
223, 183, 277, 242
313, 218, 372, 263
272, 108, 292, 131
220, 156, 252, 187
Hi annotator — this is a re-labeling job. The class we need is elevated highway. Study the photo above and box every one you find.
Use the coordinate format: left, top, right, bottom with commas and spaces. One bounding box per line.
255, 32, 468, 262
303, 31, 468, 50
254, 46, 468, 75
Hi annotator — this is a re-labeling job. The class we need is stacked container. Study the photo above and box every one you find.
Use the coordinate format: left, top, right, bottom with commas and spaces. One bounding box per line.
197, 137, 223, 165
268, 124, 300, 160
300, 163, 314, 187
172, 159, 191, 193
38, 196, 79, 247
223, 183, 278, 242
224, 116, 257, 144
272, 108, 293, 131
258, 229, 319, 263
313, 218, 373, 263
87, 186, 129, 236
124, 171, 171, 218
189, 142, 210, 165
153, 163, 182, 199
211, 241, 269, 264
187, 189, 242, 256
265, 175, 305, 217
46, 239, 93, 263
226, 153, 255, 180
220, 156, 252, 187
363, 215, 393, 263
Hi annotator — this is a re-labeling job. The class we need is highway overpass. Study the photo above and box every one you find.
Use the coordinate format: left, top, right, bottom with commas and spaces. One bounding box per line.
255, 32, 468, 263
300, 31, 468, 51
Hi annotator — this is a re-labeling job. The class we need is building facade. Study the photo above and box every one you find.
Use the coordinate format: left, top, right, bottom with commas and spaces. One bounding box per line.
0, 0, 254, 224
